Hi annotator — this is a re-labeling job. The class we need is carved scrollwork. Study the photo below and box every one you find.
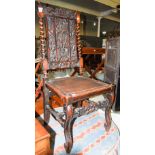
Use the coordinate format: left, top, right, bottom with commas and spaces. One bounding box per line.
103, 93, 113, 132
73, 99, 110, 118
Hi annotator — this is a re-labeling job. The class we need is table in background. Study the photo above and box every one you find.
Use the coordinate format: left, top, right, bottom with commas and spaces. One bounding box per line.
82, 47, 105, 80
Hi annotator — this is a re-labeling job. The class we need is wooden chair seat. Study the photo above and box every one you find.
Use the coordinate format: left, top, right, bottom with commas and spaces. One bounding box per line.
46, 76, 113, 103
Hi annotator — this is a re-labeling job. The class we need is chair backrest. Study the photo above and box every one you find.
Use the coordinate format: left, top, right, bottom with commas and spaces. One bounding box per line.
104, 37, 120, 110
104, 37, 120, 85
43, 5, 80, 70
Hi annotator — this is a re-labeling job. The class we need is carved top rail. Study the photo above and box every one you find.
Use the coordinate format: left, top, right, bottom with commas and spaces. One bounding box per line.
43, 5, 77, 19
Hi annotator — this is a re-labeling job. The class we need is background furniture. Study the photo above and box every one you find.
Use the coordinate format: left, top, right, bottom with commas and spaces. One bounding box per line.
35, 119, 51, 155
104, 37, 120, 110
37, 3, 115, 153
82, 47, 105, 80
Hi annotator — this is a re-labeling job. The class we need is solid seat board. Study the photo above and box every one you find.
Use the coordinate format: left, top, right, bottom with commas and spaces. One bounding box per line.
46, 76, 113, 102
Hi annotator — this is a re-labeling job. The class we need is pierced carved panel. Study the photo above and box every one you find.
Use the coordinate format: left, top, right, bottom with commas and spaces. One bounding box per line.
44, 5, 79, 69
44, 5, 77, 19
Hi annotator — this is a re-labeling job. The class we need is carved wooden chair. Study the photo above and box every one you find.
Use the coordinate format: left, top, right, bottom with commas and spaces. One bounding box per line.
37, 3, 115, 153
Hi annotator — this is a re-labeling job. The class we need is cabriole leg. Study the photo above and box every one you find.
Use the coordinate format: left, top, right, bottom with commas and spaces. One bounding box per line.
104, 106, 111, 132
63, 104, 74, 153
104, 92, 114, 132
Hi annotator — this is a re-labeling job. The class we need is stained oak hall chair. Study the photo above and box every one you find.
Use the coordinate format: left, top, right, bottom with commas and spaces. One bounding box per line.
37, 3, 115, 153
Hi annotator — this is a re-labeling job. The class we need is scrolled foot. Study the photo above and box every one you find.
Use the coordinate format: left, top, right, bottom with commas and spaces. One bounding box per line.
64, 141, 73, 153
104, 121, 111, 132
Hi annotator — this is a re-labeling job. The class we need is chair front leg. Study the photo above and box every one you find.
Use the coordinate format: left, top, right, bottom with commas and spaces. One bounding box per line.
63, 104, 74, 153
43, 84, 50, 124
104, 92, 114, 132
104, 106, 111, 132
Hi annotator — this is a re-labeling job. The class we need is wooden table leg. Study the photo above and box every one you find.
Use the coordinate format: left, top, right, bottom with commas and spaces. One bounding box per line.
70, 67, 78, 76
84, 61, 104, 80
64, 104, 74, 153
90, 60, 104, 79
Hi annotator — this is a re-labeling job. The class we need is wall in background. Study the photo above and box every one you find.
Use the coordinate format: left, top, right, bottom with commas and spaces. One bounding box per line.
80, 13, 120, 37
100, 18, 120, 36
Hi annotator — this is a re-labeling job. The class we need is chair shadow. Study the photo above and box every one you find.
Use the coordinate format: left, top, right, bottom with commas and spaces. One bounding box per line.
35, 111, 56, 155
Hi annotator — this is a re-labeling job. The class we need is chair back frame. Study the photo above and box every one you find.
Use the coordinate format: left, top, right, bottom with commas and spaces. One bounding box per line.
38, 4, 83, 76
